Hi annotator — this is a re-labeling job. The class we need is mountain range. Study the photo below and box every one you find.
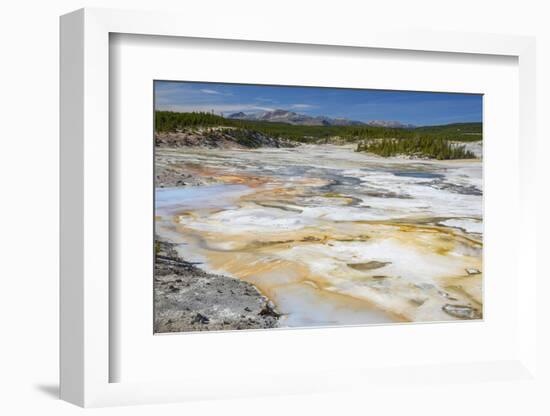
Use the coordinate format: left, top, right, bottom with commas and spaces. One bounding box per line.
227, 109, 415, 128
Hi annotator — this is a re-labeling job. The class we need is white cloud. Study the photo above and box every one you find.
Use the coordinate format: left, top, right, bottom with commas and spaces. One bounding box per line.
290, 103, 315, 109
200, 89, 222, 95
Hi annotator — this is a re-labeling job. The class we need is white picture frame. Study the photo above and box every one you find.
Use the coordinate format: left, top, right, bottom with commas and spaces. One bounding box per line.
60, 7, 538, 407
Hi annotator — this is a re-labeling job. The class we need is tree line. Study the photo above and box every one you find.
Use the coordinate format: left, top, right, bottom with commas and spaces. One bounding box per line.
155, 111, 482, 142
154, 111, 481, 159
356, 137, 476, 160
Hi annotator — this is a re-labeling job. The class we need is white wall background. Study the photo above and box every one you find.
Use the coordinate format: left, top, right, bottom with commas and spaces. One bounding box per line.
0, 0, 548, 414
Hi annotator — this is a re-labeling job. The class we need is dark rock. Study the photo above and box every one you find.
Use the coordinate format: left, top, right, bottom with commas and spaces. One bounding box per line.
442, 304, 481, 319
259, 302, 281, 318
191, 313, 210, 324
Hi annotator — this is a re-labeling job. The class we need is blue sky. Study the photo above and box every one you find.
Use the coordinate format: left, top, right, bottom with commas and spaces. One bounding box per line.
155, 81, 482, 126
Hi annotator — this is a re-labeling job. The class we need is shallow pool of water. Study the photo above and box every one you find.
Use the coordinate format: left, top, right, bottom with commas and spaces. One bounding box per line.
392, 171, 444, 179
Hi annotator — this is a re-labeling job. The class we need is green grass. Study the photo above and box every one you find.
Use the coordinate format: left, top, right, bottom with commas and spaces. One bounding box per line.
413, 123, 483, 142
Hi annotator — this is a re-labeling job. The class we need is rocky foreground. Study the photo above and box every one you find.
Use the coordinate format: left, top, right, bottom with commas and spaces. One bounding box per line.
155, 127, 299, 188
155, 126, 296, 150
154, 239, 281, 333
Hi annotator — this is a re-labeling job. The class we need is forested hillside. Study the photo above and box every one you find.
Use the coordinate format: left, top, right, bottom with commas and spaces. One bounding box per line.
155, 111, 481, 159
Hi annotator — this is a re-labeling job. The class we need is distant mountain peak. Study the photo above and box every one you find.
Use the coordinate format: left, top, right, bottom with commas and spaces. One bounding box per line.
227, 109, 363, 126
228, 111, 247, 118
227, 109, 415, 128
270, 109, 294, 116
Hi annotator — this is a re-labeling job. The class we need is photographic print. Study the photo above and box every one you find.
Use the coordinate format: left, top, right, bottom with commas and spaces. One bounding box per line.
154, 81, 483, 333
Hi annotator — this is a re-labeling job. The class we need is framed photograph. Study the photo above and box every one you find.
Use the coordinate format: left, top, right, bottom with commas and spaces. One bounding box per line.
60, 8, 538, 407
153, 80, 484, 333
